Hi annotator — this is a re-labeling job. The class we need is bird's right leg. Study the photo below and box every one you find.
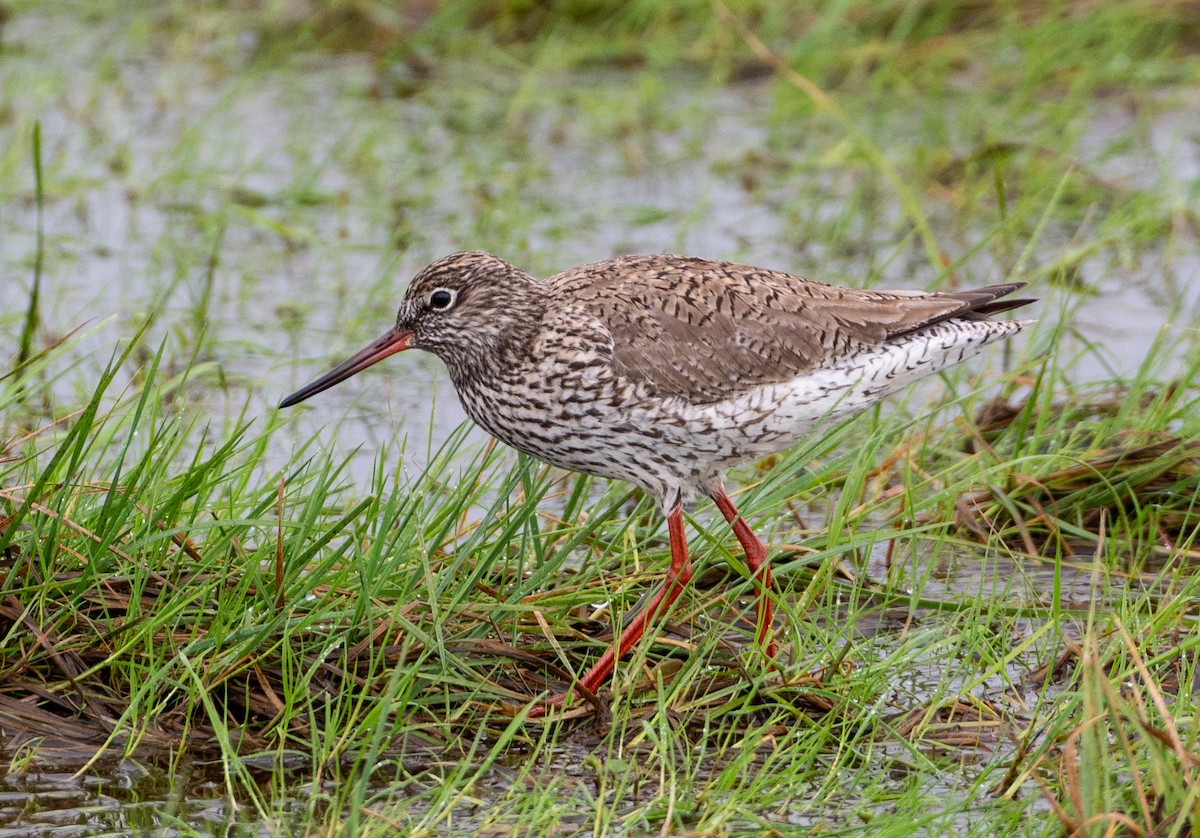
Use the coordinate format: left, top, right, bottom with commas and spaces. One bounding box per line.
544, 503, 693, 707
711, 486, 776, 658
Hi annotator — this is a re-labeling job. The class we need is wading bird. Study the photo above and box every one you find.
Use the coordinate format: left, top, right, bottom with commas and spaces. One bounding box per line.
280, 252, 1032, 709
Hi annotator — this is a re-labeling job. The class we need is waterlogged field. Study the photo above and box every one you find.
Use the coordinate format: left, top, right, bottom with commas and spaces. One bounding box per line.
1, 2, 1198, 835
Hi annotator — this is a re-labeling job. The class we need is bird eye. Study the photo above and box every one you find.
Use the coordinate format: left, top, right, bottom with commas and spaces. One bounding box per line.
428, 288, 456, 311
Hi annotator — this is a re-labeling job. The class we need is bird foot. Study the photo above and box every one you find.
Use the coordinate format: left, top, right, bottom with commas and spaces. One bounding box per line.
521, 691, 606, 721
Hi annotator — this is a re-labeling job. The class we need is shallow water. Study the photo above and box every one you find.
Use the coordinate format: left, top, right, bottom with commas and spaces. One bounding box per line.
1, 6, 1198, 834
3, 11, 1198, 487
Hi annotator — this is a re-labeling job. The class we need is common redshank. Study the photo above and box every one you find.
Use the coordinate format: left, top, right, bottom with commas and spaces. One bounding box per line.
280, 252, 1033, 707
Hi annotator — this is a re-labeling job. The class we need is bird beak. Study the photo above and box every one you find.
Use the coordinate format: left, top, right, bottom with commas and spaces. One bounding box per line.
278, 327, 413, 408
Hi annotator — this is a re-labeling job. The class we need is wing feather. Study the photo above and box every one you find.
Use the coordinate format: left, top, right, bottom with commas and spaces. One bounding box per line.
548, 255, 1030, 404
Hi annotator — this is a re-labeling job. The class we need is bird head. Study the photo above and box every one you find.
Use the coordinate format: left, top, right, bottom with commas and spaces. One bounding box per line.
279, 251, 541, 408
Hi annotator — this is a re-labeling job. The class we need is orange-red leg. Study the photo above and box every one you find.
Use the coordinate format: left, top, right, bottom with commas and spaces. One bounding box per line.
544, 503, 693, 708
711, 486, 776, 658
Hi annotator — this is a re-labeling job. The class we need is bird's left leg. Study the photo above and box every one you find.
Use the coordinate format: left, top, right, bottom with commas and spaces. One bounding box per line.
710, 485, 776, 658
538, 502, 694, 711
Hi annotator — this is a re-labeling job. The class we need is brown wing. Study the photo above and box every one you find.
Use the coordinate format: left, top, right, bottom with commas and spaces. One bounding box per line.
549, 255, 1030, 404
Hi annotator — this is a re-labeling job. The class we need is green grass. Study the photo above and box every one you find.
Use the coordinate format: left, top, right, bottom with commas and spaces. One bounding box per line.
2, 0, 1199, 834
3, 323, 1197, 834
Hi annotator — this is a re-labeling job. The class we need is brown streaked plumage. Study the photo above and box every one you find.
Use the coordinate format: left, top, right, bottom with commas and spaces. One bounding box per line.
280, 251, 1034, 710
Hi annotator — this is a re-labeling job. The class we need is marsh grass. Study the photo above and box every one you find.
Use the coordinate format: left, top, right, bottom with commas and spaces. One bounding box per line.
2, 322, 1197, 833
2, 0, 1199, 834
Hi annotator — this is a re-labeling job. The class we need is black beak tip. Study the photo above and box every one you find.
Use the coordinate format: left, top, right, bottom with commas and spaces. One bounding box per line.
278, 390, 308, 410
